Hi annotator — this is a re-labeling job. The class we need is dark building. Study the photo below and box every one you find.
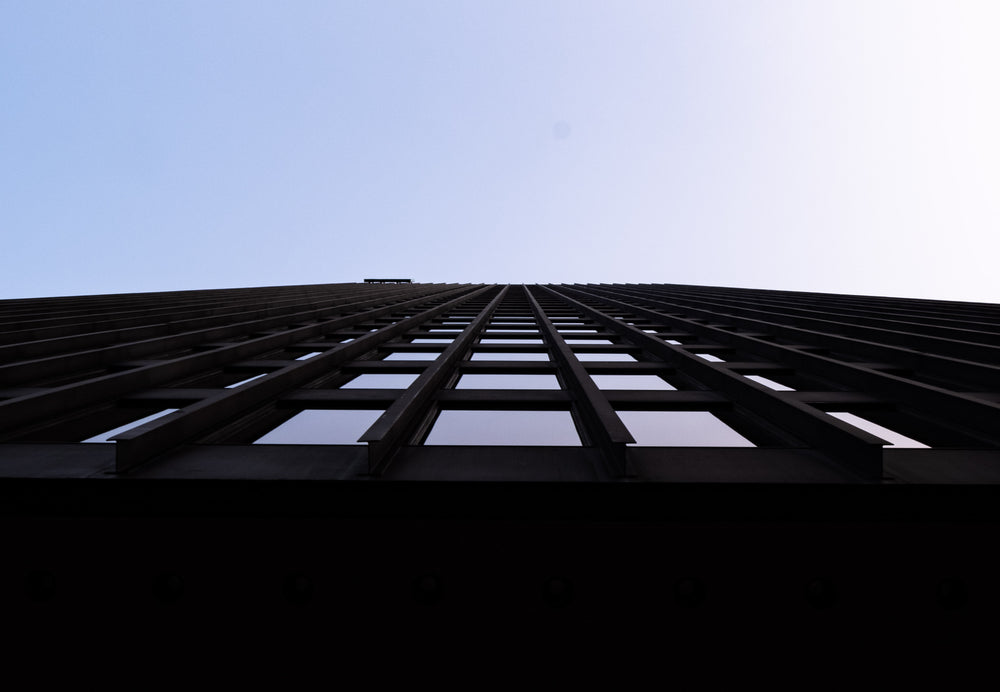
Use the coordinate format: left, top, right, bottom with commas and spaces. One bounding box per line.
2, 282, 999, 663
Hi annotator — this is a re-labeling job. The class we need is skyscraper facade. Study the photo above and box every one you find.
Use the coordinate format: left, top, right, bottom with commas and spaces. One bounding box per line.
3, 281, 997, 482
2, 282, 998, 642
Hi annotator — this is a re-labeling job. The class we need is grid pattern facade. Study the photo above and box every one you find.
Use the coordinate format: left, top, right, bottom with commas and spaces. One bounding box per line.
2, 282, 999, 484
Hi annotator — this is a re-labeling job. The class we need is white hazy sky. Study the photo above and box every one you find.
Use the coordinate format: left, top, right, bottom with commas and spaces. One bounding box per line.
3, 1, 999, 302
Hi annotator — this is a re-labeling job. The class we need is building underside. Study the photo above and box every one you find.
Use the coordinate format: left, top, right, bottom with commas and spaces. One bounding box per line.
2, 282, 999, 648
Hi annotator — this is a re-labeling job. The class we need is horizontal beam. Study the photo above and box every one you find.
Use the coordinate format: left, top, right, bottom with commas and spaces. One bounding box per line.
125, 386, 889, 412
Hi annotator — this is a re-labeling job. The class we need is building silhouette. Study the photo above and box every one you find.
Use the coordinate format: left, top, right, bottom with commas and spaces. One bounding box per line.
2, 281, 999, 659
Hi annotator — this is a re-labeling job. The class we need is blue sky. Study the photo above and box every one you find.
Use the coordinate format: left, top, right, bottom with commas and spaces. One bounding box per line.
3, 1, 999, 302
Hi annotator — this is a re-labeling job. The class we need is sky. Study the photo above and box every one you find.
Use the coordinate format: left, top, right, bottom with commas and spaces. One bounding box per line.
2, 1, 999, 302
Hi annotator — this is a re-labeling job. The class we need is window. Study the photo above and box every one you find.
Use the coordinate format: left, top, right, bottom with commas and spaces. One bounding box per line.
425, 410, 580, 445
384, 352, 440, 361
618, 411, 755, 446
471, 352, 549, 361
82, 409, 179, 443
826, 412, 928, 448
590, 375, 675, 390
456, 374, 560, 389
253, 409, 383, 444
479, 338, 544, 345
574, 353, 636, 362
745, 375, 794, 391
341, 373, 420, 389
225, 373, 267, 388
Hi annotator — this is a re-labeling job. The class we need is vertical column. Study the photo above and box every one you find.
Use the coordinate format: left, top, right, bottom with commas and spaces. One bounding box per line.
525, 286, 634, 477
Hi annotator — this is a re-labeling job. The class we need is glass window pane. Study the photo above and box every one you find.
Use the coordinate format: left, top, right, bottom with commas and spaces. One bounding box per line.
745, 375, 795, 391
384, 352, 440, 360
425, 410, 580, 445
590, 375, 675, 390
82, 409, 180, 443
225, 373, 267, 388
827, 412, 928, 448
574, 353, 636, 362
619, 411, 754, 446
254, 409, 383, 444
342, 373, 420, 388
456, 374, 560, 389
479, 338, 544, 344
471, 352, 549, 361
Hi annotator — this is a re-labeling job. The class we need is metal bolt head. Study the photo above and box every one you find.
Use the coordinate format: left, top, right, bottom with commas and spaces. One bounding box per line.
24, 570, 55, 603
282, 573, 314, 605
542, 577, 574, 608
411, 574, 444, 605
152, 572, 185, 604
674, 577, 706, 608
804, 578, 838, 609
936, 578, 968, 610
